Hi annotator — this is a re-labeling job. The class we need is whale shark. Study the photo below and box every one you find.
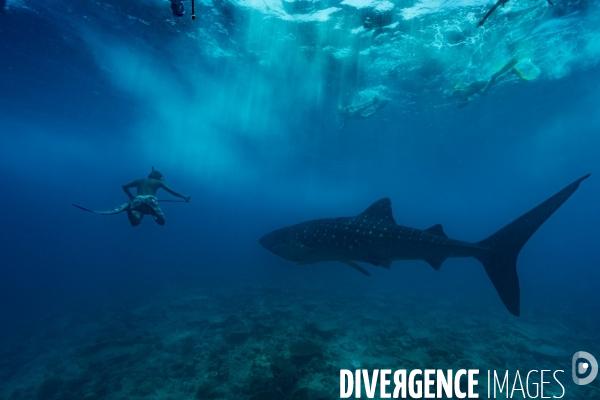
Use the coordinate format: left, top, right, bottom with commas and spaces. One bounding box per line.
259, 174, 590, 316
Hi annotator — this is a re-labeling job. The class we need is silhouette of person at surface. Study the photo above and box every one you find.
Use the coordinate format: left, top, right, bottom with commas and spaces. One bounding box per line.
338, 97, 389, 130
452, 58, 527, 108
170, 0, 185, 17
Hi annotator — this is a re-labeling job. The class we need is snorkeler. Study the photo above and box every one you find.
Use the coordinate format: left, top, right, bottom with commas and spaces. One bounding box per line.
338, 97, 389, 130
170, 0, 185, 17
73, 167, 190, 227
452, 58, 526, 108
121, 167, 190, 226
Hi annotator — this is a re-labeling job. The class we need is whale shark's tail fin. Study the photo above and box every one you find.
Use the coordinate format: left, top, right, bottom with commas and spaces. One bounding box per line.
474, 174, 590, 316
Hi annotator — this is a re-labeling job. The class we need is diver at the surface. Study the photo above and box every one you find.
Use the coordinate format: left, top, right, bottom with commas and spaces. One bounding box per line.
72, 167, 190, 226
121, 167, 190, 226
452, 58, 526, 108
338, 97, 388, 130
170, 0, 185, 17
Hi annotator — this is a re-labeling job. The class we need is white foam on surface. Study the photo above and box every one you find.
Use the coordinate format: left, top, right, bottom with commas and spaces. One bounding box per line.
235, 0, 340, 22
400, 0, 489, 20
340, 0, 394, 12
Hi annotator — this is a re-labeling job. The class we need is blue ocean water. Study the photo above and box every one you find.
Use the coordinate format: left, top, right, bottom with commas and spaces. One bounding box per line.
1, 0, 599, 399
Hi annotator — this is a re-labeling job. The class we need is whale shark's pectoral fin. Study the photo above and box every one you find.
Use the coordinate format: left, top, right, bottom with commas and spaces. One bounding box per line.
342, 261, 371, 277
424, 257, 446, 271
367, 258, 393, 269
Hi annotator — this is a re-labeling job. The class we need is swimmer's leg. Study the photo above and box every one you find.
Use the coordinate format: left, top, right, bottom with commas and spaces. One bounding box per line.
153, 214, 166, 226
495, 58, 519, 77
151, 206, 166, 226
483, 58, 521, 95
128, 209, 143, 227
512, 67, 527, 80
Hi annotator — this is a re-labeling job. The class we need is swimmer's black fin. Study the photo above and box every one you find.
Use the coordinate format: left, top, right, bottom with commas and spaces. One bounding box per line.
72, 202, 131, 215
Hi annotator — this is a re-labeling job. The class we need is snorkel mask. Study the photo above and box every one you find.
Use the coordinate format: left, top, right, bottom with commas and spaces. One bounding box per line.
148, 166, 165, 181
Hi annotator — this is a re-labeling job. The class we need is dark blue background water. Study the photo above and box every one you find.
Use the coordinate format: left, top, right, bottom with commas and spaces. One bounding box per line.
1, 0, 599, 388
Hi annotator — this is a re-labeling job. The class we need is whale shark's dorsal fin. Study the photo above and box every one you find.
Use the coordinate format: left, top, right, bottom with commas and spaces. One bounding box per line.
357, 198, 396, 224
425, 224, 447, 237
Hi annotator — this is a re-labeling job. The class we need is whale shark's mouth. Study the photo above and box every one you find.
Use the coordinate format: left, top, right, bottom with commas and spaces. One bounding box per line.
271, 240, 313, 262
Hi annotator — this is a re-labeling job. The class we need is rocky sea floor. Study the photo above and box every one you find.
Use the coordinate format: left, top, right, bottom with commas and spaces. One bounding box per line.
1, 282, 599, 400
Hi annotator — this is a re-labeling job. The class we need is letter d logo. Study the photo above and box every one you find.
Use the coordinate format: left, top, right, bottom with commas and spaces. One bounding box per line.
572, 351, 598, 385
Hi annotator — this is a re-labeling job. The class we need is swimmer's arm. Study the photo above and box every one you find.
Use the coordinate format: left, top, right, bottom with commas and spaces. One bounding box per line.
354, 102, 374, 113
359, 102, 386, 119
160, 182, 190, 201
122, 180, 139, 199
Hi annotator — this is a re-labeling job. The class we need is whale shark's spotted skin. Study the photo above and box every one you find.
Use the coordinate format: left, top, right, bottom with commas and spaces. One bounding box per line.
262, 199, 486, 270
259, 175, 590, 316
